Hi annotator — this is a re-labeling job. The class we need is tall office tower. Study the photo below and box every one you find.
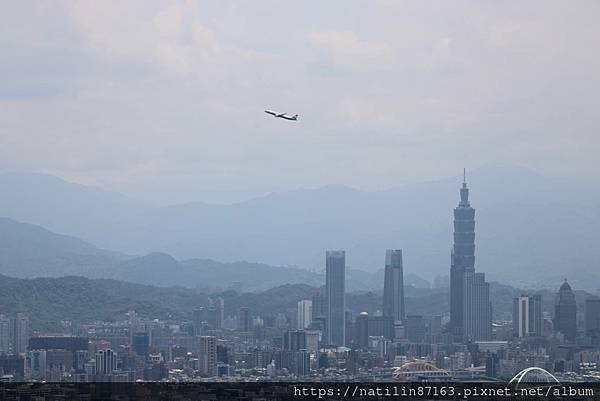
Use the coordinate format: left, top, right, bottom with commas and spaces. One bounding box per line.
294, 350, 311, 376
131, 332, 150, 359
463, 272, 492, 341
383, 249, 406, 325
450, 170, 476, 336
512, 295, 543, 338
0, 316, 10, 354
95, 349, 117, 375
284, 330, 307, 351
198, 336, 217, 377
297, 300, 313, 330
554, 280, 577, 342
326, 250, 346, 346
237, 307, 251, 332
11, 314, 29, 354
585, 298, 600, 344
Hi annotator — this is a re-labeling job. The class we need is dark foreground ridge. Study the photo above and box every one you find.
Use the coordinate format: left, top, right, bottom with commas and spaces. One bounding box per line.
0, 382, 597, 401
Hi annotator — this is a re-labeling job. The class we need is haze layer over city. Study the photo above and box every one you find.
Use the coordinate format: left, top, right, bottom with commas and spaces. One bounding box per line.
1, 0, 600, 385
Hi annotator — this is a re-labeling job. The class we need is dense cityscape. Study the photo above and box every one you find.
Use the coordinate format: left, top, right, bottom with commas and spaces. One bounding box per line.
0, 175, 598, 383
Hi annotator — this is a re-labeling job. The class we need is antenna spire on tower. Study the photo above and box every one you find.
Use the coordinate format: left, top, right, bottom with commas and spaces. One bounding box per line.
463, 168, 466, 184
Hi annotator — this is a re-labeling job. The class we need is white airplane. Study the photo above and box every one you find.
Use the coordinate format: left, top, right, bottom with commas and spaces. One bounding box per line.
264, 109, 298, 121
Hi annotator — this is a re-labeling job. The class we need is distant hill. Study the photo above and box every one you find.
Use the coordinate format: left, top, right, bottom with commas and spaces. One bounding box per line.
0, 274, 209, 331
0, 217, 431, 292
1, 167, 599, 288
0, 217, 127, 277
0, 172, 152, 243
90, 252, 325, 292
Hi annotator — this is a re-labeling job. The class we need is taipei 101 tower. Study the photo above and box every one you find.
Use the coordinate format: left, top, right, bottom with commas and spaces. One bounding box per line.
449, 169, 476, 336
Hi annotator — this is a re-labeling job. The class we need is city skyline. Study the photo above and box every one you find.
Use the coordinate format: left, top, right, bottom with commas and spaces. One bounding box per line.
0, 175, 596, 383
1, 0, 599, 394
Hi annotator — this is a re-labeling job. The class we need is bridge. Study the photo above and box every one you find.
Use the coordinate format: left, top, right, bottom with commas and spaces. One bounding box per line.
392, 360, 450, 380
509, 367, 560, 384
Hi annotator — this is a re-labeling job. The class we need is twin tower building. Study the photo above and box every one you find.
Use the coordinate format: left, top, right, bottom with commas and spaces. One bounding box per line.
324, 170, 491, 347
324, 249, 404, 347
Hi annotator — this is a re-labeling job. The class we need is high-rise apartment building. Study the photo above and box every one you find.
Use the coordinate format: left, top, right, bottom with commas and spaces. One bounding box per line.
0, 316, 10, 354
11, 314, 29, 354
297, 300, 313, 330
198, 336, 218, 377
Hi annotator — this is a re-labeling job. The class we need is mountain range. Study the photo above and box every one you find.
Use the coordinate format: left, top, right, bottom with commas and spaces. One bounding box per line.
0, 166, 599, 291
0, 217, 429, 292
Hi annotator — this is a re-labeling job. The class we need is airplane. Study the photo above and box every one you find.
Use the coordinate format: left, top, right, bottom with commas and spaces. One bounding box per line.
264, 109, 298, 121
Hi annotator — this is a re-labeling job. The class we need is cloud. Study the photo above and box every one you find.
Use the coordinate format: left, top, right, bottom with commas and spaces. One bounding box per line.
309, 30, 391, 59
0, 1, 599, 202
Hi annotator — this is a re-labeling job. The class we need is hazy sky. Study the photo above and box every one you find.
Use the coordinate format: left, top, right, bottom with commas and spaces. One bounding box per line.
1, 1, 599, 203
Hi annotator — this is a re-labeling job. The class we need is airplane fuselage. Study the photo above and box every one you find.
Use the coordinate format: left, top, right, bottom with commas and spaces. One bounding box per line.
264, 110, 298, 121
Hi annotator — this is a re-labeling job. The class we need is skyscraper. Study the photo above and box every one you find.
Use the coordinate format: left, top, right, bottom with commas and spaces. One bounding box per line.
237, 307, 251, 332
585, 297, 600, 344
131, 332, 150, 359
11, 314, 29, 354
326, 250, 346, 346
513, 295, 543, 338
382, 249, 405, 324
95, 349, 117, 375
554, 280, 577, 342
450, 170, 476, 336
0, 316, 10, 354
463, 272, 492, 341
283, 330, 307, 351
297, 300, 313, 330
198, 336, 218, 377
311, 288, 327, 330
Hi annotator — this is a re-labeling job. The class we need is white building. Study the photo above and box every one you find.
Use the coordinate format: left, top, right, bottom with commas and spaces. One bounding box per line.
297, 300, 313, 330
